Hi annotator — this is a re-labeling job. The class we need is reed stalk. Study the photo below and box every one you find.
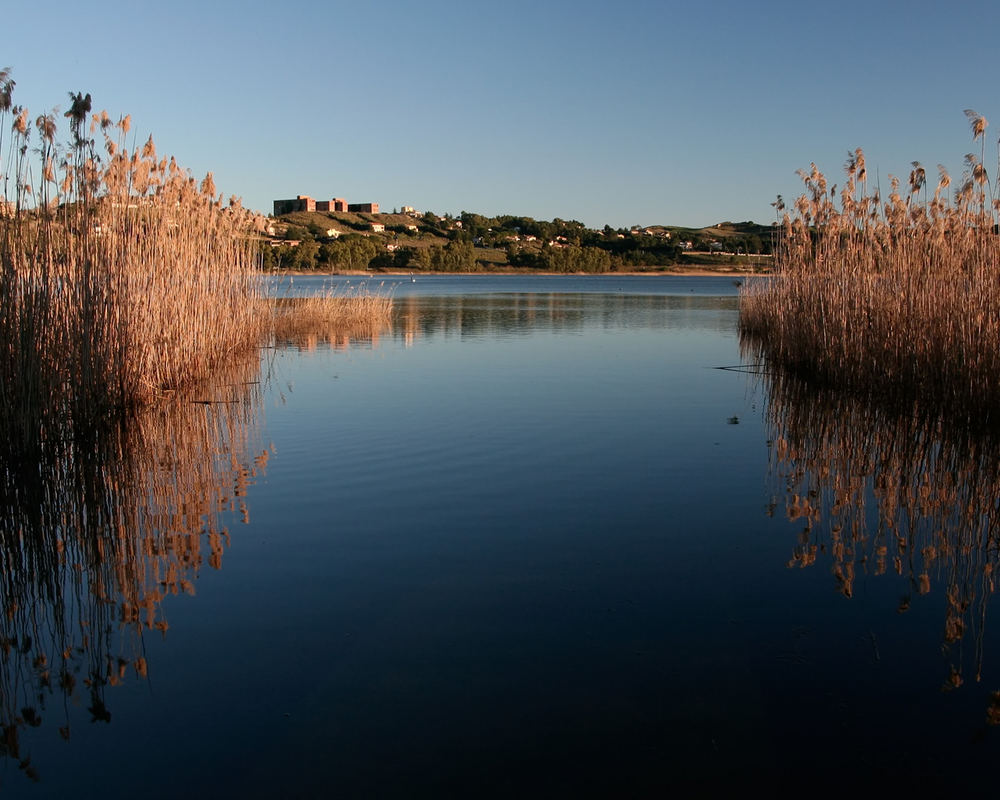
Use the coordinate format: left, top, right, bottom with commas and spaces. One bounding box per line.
0, 76, 271, 452
0, 74, 395, 454
270, 287, 393, 346
740, 111, 1000, 422
0, 72, 395, 781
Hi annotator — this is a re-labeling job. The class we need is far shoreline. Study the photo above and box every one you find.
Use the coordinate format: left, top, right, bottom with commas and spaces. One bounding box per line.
267, 267, 767, 278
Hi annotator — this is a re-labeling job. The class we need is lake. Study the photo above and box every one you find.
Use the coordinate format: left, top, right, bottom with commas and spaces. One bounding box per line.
3, 274, 999, 796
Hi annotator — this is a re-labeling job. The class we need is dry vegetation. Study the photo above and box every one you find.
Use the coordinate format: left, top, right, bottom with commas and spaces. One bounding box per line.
0, 70, 393, 780
0, 70, 391, 452
740, 109, 1000, 422
0, 76, 268, 449
271, 287, 392, 345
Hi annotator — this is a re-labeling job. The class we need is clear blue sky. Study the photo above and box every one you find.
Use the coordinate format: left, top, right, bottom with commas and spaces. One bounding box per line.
5, 0, 1000, 229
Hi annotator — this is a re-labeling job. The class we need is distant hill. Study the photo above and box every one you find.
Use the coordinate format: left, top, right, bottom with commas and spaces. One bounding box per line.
262, 210, 774, 273
660, 220, 773, 243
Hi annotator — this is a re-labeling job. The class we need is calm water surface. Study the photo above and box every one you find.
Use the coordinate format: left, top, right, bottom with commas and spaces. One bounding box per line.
4, 275, 1000, 796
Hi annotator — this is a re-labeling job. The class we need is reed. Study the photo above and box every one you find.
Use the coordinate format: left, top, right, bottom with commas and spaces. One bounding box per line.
0, 74, 270, 450
740, 111, 1000, 422
270, 286, 393, 346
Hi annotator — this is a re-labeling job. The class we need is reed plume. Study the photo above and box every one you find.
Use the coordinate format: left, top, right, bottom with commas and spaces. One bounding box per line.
0, 74, 269, 450
740, 110, 1000, 423
0, 70, 394, 454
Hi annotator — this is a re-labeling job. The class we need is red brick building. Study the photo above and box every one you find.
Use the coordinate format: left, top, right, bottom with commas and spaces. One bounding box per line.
316, 198, 348, 212
273, 195, 316, 215
274, 196, 378, 215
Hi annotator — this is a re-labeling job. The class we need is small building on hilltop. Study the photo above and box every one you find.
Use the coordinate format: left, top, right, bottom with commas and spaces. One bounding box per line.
274, 195, 380, 216
316, 198, 348, 212
273, 195, 316, 215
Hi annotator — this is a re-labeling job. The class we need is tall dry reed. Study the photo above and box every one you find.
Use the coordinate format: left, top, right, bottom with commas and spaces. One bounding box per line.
270, 286, 393, 347
0, 72, 395, 780
0, 73, 269, 450
740, 111, 1000, 422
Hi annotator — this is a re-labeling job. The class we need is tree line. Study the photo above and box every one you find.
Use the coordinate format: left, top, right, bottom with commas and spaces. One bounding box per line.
260, 213, 772, 272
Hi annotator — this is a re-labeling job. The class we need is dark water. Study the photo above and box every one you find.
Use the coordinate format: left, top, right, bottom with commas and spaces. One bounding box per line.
3, 275, 1000, 796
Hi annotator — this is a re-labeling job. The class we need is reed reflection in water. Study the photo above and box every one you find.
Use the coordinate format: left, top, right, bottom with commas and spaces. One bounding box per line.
264, 291, 738, 355
390, 291, 739, 346
758, 362, 1000, 721
0, 356, 268, 782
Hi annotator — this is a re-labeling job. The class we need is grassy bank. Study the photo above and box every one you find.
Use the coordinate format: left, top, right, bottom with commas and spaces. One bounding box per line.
739, 111, 1000, 421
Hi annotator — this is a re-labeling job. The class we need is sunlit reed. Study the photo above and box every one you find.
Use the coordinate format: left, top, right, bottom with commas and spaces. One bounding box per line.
0, 82, 269, 450
270, 286, 393, 347
0, 71, 392, 781
0, 73, 392, 452
740, 110, 1000, 422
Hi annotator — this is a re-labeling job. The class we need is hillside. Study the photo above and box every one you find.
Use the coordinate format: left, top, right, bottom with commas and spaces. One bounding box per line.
262, 210, 774, 274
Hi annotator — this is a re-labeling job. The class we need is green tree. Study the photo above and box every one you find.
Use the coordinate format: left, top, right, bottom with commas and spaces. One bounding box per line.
259, 242, 277, 271
292, 238, 320, 270
319, 236, 379, 270
270, 242, 298, 270
459, 212, 491, 239
429, 240, 477, 272
398, 246, 431, 270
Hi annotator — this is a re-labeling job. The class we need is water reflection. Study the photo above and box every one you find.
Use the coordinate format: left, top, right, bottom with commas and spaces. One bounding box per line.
0, 358, 267, 780
391, 292, 738, 345
761, 366, 1000, 701
275, 328, 385, 353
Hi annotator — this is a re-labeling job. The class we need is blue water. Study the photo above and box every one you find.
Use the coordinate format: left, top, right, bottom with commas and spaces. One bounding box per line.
266, 272, 747, 298
4, 275, 1000, 796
